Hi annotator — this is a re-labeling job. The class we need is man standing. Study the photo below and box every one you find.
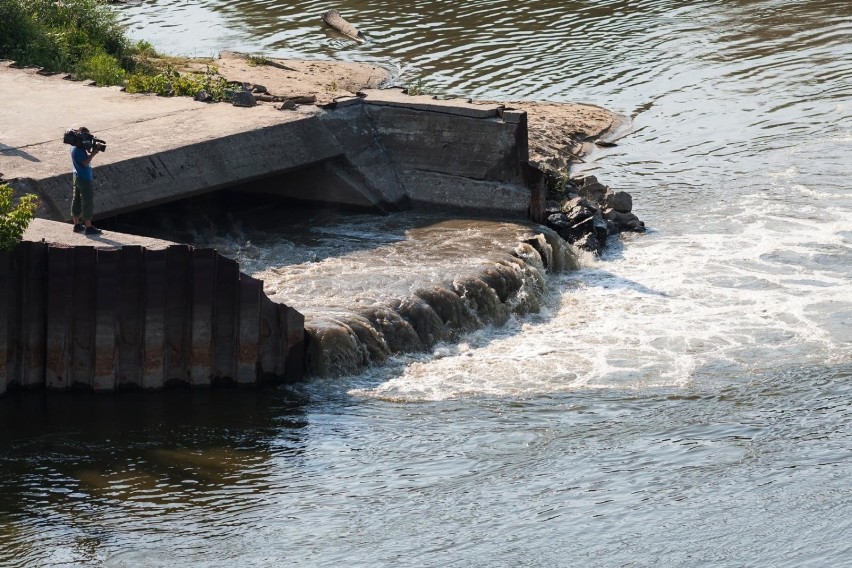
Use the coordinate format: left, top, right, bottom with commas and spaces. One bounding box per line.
70, 126, 102, 235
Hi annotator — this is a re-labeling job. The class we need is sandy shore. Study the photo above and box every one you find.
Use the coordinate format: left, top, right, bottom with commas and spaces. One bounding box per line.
213, 51, 391, 104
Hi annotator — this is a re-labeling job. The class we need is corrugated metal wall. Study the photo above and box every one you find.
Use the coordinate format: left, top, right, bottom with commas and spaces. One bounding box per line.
0, 242, 304, 394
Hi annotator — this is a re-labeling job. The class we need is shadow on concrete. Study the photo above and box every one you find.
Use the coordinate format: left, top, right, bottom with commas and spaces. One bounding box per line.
97, 186, 502, 268
80, 233, 141, 249
0, 143, 40, 163
97, 189, 395, 258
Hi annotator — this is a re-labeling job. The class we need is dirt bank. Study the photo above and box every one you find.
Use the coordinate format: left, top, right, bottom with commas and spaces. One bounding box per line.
213, 51, 390, 104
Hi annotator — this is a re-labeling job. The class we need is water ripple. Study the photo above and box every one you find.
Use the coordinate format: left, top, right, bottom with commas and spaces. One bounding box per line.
4, 1, 851, 566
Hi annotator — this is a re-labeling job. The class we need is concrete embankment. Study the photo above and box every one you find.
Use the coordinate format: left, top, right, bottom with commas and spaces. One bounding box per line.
1, 61, 538, 222
0, 59, 621, 392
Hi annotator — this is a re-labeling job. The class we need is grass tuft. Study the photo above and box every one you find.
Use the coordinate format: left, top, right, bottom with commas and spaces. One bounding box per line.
125, 65, 233, 101
405, 76, 432, 96
0, 183, 38, 251
246, 53, 271, 66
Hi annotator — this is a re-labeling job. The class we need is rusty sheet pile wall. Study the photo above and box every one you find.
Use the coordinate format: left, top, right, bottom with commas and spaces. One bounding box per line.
0, 241, 304, 395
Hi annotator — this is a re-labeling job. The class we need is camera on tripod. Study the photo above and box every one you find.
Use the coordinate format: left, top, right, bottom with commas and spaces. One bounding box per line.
63, 128, 106, 153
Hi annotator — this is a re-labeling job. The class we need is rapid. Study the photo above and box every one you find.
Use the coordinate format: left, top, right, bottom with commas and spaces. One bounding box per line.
0, 1, 849, 566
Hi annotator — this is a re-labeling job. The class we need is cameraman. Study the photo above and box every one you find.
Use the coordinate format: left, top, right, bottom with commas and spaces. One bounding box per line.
69, 126, 102, 235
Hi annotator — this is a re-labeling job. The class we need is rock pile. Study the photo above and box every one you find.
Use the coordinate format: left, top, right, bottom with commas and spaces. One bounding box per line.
544, 174, 645, 254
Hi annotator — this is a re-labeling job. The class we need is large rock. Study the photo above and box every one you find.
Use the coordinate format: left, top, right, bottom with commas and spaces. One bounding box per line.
573, 232, 600, 253
194, 90, 213, 103
561, 196, 597, 218
231, 90, 257, 107
605, 190, 632, 213
574, 175, 609, 203
547, 212, 572, 230
605, 209, 645, 232
592, 213, 610, 243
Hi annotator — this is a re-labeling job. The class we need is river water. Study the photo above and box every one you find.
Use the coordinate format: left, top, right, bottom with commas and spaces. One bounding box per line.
2, 1, 851, 566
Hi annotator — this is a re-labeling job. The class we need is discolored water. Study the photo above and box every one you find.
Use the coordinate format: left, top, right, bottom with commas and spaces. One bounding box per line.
2, 1, 851, 566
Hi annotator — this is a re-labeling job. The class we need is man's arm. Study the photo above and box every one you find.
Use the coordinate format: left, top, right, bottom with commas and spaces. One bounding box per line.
80, 147, 99, 166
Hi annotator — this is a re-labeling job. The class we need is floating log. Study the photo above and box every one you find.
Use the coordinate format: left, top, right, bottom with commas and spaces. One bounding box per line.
322, 9, 366, 43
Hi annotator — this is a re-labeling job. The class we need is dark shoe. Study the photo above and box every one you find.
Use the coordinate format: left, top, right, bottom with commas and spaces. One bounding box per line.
84, 225, 103, 236
73, 223, 85, 233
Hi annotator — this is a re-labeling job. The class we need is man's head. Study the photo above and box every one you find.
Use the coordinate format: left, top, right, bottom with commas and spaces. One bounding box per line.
78, 126, 90, 134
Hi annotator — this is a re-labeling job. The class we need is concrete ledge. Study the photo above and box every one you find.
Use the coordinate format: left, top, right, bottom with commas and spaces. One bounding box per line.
10, 98, 528, 222
23, 218, 176, 248
404, 172, 531, 216
361, 88, 500, 119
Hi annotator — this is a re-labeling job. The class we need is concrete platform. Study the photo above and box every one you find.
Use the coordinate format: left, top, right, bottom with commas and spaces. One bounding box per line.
0, 61, 532, 221
23, 218, 176, 249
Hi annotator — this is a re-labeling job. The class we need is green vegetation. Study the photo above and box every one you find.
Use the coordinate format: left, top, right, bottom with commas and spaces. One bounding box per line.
405, 76, 431, 96
0, 0, 234, 99
246, 53, 271, 67
125, 65, 233, 101
545, 167, 573, 200
120, 42, 233, 100
75, 50, 126, 85
0, 0, 130, 81
0, 183, 38, 251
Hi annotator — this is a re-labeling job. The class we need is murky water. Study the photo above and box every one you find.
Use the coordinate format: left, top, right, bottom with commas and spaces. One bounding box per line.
2, 1, 851, 566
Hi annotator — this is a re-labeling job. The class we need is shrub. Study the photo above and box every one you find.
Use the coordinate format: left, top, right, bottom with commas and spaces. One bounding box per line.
0, 0, 37, 61
0, 183, 38, 251
125, 66, 233, 101
75, 51, 126, 85
0, 0, 130, 75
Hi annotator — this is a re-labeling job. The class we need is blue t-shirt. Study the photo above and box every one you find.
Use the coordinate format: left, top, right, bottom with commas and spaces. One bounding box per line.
71, 146, 93, 181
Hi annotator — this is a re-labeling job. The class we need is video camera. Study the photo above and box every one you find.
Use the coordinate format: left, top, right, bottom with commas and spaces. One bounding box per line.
63, 128, 106, 153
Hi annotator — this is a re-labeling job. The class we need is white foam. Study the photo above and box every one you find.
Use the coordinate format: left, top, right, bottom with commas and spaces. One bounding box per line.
352, 176, 852, 401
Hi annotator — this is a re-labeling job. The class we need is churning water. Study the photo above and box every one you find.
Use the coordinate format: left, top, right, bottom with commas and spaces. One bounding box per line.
1, 1, 850, 566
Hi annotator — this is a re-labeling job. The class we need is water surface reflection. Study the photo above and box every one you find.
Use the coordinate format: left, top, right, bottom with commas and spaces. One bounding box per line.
0, 390, 307, 566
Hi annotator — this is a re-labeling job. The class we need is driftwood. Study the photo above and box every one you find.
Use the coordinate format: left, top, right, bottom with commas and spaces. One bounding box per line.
322, 9, 366, 43
253, 94, 318, 104
219, 51, 296, 72
283, 95, 317, 104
